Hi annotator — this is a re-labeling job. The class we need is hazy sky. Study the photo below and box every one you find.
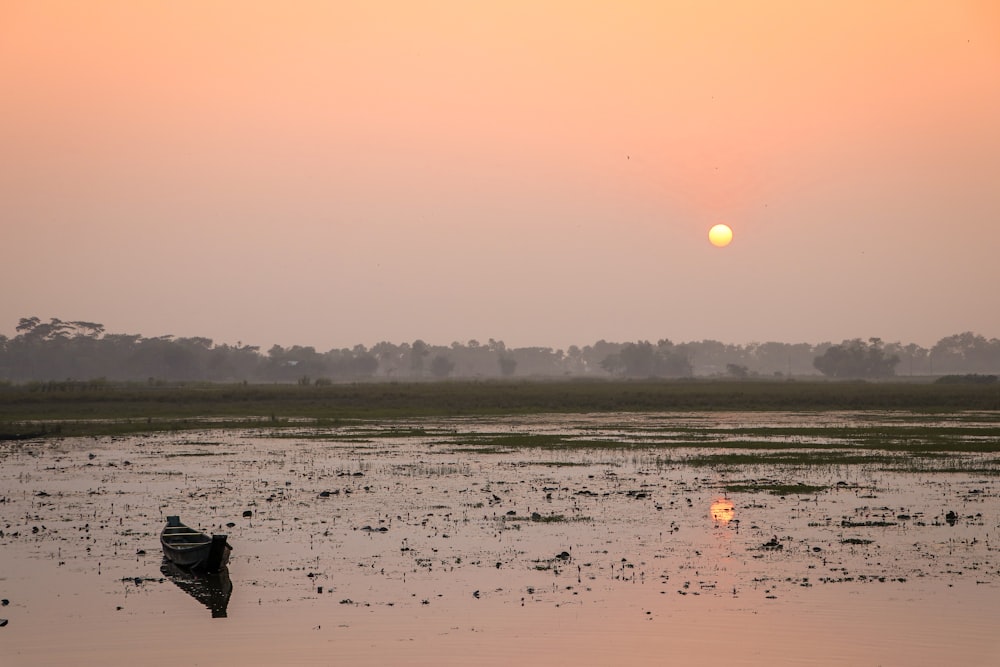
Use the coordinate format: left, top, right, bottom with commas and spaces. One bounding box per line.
3, 1, 999, 351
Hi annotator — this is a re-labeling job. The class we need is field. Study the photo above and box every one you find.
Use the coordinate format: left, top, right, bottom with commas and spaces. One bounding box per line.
3, 382, 1000, 665
2, 378, 999, 438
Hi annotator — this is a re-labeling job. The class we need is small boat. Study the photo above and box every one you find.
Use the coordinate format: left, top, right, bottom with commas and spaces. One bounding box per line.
161, 515, 232, 573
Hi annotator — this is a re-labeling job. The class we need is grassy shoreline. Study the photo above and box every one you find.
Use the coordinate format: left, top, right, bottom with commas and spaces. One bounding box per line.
2, 379, 998, 438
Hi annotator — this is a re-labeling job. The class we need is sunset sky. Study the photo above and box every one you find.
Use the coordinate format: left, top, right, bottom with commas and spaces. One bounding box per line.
3, 1, 998, 351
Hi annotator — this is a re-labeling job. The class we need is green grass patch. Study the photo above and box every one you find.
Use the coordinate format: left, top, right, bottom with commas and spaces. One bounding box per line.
724, 482, 828, 495
687, 451, 897, 466
505, 513, 587, 523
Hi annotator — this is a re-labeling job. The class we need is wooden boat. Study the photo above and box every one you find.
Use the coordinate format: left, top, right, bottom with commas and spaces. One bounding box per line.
160, 515, 231, 573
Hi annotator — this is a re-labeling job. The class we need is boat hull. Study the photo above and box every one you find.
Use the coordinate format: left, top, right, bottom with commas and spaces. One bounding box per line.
161, 516, 231, 573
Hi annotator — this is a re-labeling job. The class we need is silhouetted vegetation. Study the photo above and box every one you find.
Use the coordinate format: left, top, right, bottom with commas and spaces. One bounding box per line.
935, 374, 998, 385
599, 340, 692, 377
1, 316, 999, 383
813, 338, 900, 378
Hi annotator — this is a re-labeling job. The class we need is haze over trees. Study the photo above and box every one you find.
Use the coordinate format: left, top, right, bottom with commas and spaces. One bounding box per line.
812, 338, 900, 379
2, 317, 999, 384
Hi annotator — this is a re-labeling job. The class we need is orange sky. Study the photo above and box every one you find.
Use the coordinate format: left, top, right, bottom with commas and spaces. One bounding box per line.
2, 1, 999, 349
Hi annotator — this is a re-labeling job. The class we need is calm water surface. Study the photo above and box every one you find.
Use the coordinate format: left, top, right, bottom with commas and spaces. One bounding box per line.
2, 412, 998, 666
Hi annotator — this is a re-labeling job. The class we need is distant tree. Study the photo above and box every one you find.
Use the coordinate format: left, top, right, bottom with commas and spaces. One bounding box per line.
564, 345, 587, 374
410, 340, 430, 376
656, 339, 692, 377
16, 316, 41, 334
930, 332, 1000, 374
813, 338, 899, 378
601, 340, 692, 378
603, 341, 657, 376
351, 352, 379, 377
8, 315, 996, 384
371, 341, 402, 376
498, 354, 517, 377
509, 347, 565, 375
726, 363, 749, 378
429, 354, 455, 378
70, 321, 105, 338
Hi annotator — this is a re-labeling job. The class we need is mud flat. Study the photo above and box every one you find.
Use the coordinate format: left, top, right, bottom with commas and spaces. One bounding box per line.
2, 411, 999, 666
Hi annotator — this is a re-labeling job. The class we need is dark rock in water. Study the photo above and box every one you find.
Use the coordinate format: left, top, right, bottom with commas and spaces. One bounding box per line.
761, 536, 783, 550
0, 618, 7, 627
319, 491, 332, 498
556, 551, 571, 561
242, 510, 253, 518
531, 512, 542, 521
945, 511, 958, 526
1, 600, 8, 606
136, 549, 146, 556
225, 522, 235, 528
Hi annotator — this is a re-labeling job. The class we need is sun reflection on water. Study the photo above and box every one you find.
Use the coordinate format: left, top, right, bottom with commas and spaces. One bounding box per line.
710, 498, 735, 524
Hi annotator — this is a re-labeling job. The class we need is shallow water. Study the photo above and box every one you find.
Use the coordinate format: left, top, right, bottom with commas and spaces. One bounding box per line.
2, 412, 999, 666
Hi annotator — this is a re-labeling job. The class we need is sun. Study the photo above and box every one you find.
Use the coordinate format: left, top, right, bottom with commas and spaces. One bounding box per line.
708, 223, 733, 247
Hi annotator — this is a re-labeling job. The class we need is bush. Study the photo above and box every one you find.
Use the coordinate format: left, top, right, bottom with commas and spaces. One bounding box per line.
934, 374, 997, 385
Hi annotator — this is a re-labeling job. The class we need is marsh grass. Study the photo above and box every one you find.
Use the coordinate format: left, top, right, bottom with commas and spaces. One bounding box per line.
687, 451, 899, 467
2, 380, 998, 434
530, 461, 591, 467
463, 434, 627, 450
724, 482, 829, 495
267, 426, 448, 442
466, 434, 567, 448
505, 513, 586, 523
450, 428, 1000, 458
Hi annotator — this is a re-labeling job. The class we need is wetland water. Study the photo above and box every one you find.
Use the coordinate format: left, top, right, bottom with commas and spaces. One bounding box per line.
2, 411, 999, 666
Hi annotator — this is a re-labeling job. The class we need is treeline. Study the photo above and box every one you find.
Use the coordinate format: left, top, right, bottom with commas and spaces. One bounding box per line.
1, 317, 999, 384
